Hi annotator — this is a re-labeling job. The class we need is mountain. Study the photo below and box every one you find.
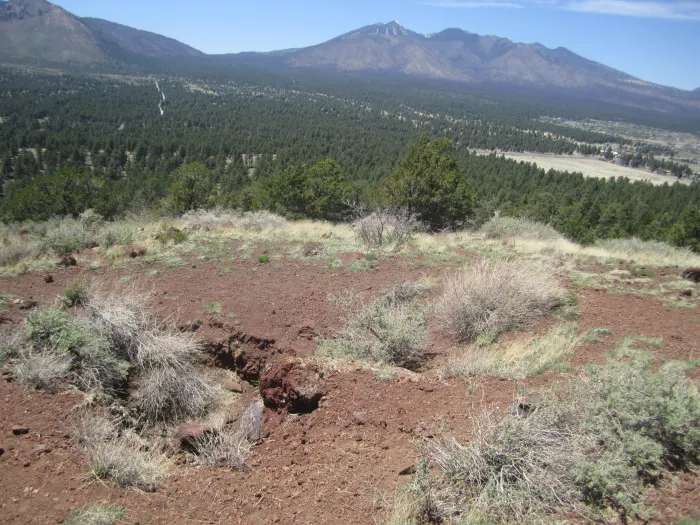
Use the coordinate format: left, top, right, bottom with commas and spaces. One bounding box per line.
0, 0, 107, 64
284, 22, 649, 90
82, 18, 204, 58
0, 0, 202, 65
272, 21, 698, 114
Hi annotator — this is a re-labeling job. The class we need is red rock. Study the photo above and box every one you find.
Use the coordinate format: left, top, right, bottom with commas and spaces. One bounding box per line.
12, 425, 29, 435
681, 267, 700, 283
260, 357, 325, 413
175, 422, 212, 449
127, 246, 148, 258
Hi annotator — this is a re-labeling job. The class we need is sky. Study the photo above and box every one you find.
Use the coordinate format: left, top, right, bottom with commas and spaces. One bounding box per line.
50, 0, 700, 91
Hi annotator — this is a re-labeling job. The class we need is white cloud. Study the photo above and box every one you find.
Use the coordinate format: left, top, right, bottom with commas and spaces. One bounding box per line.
420, 0, 700, 19
420, 1, 525, 8
563, 1, 700, 20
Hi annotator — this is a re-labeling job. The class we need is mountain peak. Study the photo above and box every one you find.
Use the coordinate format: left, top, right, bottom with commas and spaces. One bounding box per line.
358, 20, 414, 37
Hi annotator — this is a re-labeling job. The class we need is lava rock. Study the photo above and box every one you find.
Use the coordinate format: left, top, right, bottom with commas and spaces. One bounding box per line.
175, 422, 213, 450
127, 246, 148, 258
681, 267, 700, 283
12, 425, 30, 435
260, 357, 325, 413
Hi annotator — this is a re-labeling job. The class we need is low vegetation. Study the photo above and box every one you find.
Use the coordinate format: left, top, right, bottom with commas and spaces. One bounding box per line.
436, 259, 567, 342
394, 358, 700, 524
480, 216, 564, 242
319, 282, 431, 370
444, 323, 579, 378
63, 504, 126, 525
352, 208, 418, 249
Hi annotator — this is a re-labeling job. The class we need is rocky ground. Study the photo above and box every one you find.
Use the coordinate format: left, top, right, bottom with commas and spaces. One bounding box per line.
1, 233, 699, 525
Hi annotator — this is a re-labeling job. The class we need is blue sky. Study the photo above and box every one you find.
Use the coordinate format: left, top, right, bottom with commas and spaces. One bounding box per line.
52, 0, 700, 90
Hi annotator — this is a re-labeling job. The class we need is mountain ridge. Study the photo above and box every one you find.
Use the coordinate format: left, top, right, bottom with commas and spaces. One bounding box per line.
0, 0, 203, 64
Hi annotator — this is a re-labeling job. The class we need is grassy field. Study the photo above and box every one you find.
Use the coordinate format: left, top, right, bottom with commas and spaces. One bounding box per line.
478, 151, 692, 186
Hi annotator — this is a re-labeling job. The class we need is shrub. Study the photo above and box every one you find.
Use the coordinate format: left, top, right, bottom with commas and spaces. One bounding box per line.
129, 332, 215, 423
64, 278, 91, 307
77, 413, 169, 491
258, 255, 270, 264
480, 217, 564, 241
37, 217, 95, 256
436, 259, 567, 342
87, 437, 168, 490
193, 425, 254, 469
318, 292, 428, 370
236, 210, 288, 231
26, 308, 130, 391
63, 504, 126, 525
0, 233, 40, 266
352, 208, 417, 248
100, 226, 133, 248
420, 358, 700, 523
155, 225, 188, 245
13, 349, 73, 390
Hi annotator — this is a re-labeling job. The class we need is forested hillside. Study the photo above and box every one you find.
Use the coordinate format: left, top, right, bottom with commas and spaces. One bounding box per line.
0, 68, 698, 250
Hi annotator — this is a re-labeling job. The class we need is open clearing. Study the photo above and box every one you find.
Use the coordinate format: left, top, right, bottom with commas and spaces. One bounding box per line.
480, 151, 692, 186
1, 217, 699, 524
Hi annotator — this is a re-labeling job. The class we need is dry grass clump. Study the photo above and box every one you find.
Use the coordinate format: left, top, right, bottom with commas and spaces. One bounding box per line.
480, 217, 564, 242
182, 209, 288, 232
0, 232, 40, 266
193, 401, 262, 469
77, 414, 169, 491
63, 504, 126, 525
318, 282, 429, 370
13, 349, 73, 390
592, 237, 700, 267
403, 358, 700, 524
83, 287, 215, 423
444, 323, 579, 379
436, 259, 567, 342
352, 208, 417, 248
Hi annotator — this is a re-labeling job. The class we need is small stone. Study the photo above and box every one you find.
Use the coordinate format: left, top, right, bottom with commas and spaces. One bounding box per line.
223, 380, 244, 394
23, 461, 30, 467
352, 412, 367, 425
44, 275, 54, 284
679, 289, 692, 297
34, 444, 52, 456
12, 425, 29, 435
127, 246, 148, 258
399, 465, 417, 475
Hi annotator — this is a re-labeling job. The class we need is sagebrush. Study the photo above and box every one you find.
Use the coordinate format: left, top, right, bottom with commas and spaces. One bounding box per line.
436, 259, 567, 341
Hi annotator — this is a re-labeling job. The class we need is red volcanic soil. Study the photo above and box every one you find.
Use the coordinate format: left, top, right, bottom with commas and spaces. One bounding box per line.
1, 248, 699, 524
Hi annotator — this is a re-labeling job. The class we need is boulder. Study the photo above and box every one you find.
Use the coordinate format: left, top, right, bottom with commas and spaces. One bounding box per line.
175, 422, 212, 449
681, 268, 700, 283
17, 226, 30, 236
260, 357, 325, 413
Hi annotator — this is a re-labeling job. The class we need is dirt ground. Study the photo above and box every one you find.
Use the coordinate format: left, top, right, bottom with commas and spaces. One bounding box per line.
1, 241, 699, 525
